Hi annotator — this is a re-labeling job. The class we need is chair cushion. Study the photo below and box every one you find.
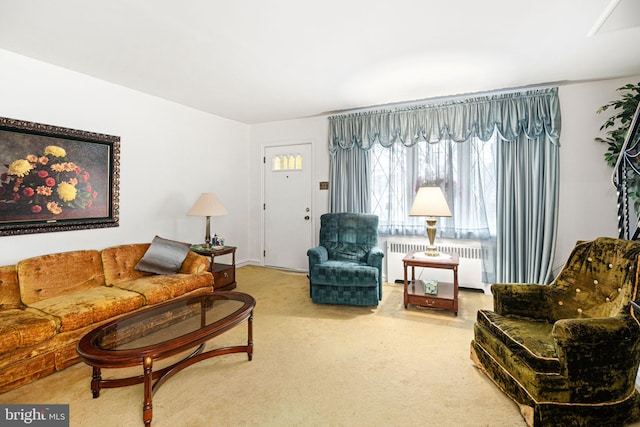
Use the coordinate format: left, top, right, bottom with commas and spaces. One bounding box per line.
547, 237, 639, 320
319, 213, 379, 262
476, 309, 560, 373
471, 330, 570, 404
310, 261, 378, 287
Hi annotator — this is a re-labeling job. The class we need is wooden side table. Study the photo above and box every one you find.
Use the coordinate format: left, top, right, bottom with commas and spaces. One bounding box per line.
403, 250, 459, 315
191, 245, 237, 291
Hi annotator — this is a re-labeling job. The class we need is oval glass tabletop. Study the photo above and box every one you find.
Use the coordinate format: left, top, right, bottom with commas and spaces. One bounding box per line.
76, 291, 255, 426
77, 291, 255, 365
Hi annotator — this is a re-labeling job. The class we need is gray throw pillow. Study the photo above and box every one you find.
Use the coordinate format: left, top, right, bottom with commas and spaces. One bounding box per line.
135, 235, 191, 275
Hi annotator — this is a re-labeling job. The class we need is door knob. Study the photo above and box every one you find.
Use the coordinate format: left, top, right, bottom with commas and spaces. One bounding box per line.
304, 216, 310, 220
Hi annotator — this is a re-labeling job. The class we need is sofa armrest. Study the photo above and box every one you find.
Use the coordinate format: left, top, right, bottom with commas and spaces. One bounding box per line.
552, 315, 640, 400
307, 246, 328, 270
179, 251, 210, 274
492, 283, 555, 320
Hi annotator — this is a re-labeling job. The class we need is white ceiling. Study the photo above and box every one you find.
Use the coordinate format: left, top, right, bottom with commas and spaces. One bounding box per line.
0, 0, 639, 124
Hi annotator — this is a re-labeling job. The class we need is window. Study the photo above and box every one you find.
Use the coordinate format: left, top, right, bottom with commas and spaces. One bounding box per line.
330, 88, 560, 284
272, 154, 303, 171
370, 134, 497, 239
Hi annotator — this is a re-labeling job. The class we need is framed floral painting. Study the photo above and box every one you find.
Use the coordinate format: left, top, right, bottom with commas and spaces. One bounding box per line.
0, 116, 119, 236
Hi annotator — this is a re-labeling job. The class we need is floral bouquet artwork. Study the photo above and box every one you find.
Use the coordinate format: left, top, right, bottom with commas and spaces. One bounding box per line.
0, 145, 98, 217
0, 116, 118, 236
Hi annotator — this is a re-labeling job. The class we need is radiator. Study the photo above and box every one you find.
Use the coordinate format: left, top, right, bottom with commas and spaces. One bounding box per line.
385, 238, 491, 294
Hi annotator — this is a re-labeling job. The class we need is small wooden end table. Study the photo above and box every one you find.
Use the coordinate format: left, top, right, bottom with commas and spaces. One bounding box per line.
191, 245, 237, 291
403, 251, 459, 315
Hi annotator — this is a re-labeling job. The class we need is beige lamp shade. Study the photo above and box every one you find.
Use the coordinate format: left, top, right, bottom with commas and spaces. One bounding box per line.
409, 187, 452, 217
188, 193, 228, 248
187, 193, 228, 217
409, 186, 451, 257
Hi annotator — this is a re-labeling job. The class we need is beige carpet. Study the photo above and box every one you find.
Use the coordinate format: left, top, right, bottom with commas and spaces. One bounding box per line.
0, 266, 528, 426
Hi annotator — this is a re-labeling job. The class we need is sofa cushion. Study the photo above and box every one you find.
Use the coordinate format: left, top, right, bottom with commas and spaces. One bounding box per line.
310, 261, 379, 287
102, 244, 210, 286
101, 243, 151, 285
111, 273, 213, 305
0, 309, 57, 353
17, 250, 105, 305
135, 236, 191, 275
0, 265, 21, 310
28, 287, 144, 333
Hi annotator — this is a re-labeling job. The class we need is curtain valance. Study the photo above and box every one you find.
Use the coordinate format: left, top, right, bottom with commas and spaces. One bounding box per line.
329, 87, 560, 154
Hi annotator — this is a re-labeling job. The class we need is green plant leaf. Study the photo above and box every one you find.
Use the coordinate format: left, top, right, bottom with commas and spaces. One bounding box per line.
596, 82, 640, 214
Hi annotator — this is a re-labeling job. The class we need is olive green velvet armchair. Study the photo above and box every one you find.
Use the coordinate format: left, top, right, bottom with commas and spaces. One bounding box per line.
470, 237, 640, 426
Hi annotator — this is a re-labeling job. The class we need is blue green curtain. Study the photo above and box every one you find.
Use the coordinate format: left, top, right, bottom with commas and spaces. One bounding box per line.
496, 132, 559, 283
328, 87, 561, 284
330, 88, 560, 148
329, 145, 370, 213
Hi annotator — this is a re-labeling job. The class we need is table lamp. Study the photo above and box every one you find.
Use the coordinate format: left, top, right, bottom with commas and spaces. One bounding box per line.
187, 193, 228, 249
409, 186, 452, 256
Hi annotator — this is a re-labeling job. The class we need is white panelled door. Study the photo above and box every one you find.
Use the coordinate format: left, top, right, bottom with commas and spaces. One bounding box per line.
264, 143, 313, 271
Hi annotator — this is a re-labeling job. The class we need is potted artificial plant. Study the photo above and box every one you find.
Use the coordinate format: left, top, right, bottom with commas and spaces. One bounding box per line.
595, 82, 640, 213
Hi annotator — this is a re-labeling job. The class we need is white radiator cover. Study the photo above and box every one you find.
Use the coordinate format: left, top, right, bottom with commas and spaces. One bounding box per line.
385, 238, 491, 294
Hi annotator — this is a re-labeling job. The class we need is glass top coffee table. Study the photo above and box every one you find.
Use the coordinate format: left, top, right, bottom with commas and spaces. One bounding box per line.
76, 291, 255, 426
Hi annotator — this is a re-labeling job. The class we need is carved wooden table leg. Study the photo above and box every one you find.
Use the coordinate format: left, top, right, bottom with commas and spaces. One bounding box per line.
76, 292, 256, 426
143, 356, 153, 426
248, 311, 254, 361
91, 367, 102, 398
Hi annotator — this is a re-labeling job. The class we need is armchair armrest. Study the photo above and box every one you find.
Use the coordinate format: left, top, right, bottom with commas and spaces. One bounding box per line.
367, 247, 384, 268
552, 316, 640, 400
553, 316, 636, 346
492, 283, 555, 320
367, 246, 384, 294
307, 246, 328, 270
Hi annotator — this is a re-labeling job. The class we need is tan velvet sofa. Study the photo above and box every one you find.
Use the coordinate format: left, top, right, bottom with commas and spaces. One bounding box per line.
0, 243, 213, 394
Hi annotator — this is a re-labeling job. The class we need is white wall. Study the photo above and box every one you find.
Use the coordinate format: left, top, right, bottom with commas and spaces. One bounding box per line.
555, 75, 640, 274
247, 116, 330, 264
2, 45, 637, 275
0, 49, 250, 266
247, 76, 640, 277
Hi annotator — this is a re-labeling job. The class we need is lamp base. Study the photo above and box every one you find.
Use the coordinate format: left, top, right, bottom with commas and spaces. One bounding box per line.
203, 216, 212, 250
425, 217, 440, 257
424, 246, 440, 257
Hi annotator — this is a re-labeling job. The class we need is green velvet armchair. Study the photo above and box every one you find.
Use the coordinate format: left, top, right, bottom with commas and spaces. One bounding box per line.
470, 237, 640, 426
307, 213, 383, 306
